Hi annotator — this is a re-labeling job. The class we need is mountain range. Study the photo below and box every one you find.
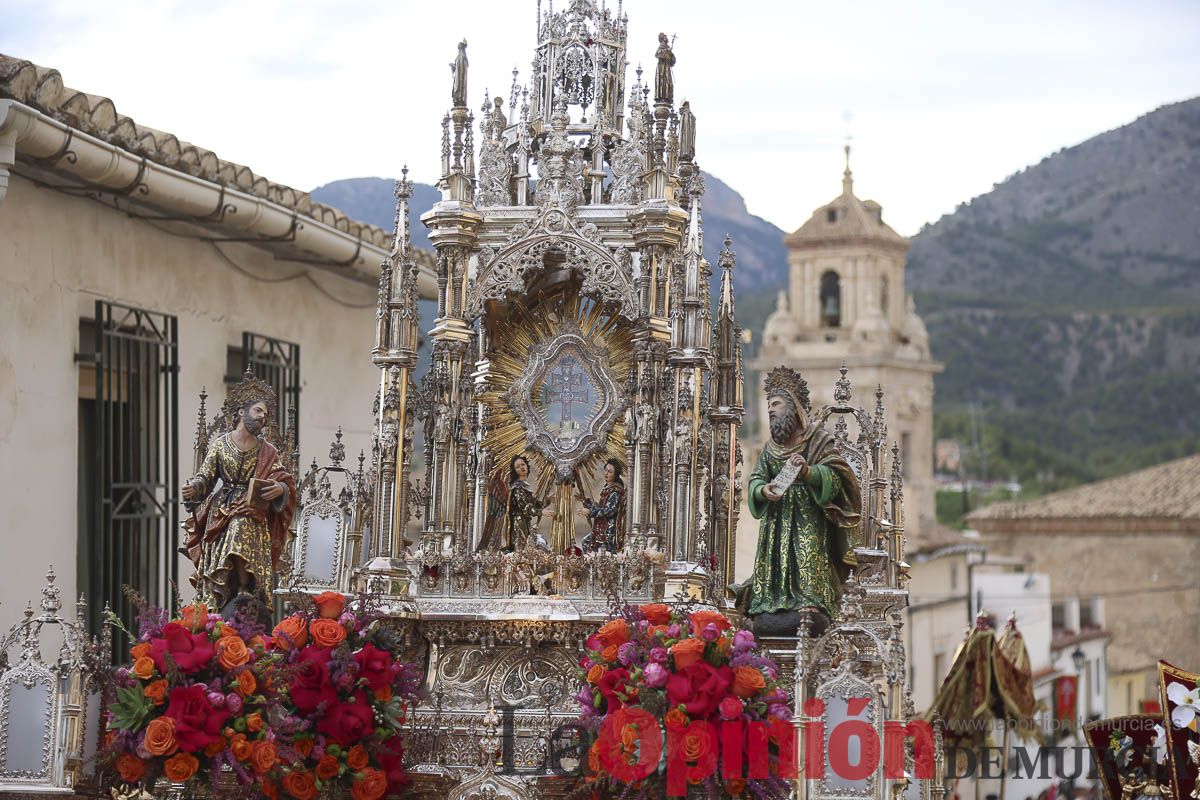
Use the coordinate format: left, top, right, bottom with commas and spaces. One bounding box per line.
311, 97, 1200, 495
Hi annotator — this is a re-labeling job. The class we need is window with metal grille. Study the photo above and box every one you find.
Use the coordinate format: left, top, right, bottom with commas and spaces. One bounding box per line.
78, 302, 179, 661
228, 332, 301, 447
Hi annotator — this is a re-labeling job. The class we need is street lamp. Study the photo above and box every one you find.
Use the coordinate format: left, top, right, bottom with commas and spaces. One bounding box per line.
1071, 645, 1085, 673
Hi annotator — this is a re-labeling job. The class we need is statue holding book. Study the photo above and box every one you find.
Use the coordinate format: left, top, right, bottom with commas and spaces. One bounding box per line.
735, 366, 861, 636
181, 375, 297, 615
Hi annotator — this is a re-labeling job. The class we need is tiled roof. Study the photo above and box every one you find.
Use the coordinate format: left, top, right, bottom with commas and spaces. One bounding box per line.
785, 172, 907, 251
968, 453, 1200, 525
907, 520, 982, 557
0, 54, 406, 255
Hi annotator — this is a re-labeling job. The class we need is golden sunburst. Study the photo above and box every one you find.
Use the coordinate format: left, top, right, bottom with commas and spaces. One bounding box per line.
479, 285, 633, 518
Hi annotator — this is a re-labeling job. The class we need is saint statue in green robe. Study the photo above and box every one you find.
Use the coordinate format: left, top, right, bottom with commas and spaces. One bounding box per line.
737, 367, 861, 635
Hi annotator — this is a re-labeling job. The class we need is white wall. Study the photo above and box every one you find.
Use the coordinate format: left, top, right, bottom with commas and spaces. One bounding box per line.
975, 570, 1052, 671
0, 175, 381, 626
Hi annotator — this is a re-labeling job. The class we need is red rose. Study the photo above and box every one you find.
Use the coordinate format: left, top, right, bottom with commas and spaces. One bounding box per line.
596, 667, 633, 711
353, 643, 394, 692
665, 662, 732, 719
163, 685, 231, 752
290, 647, 338, 713
149, 622, 215, 674
316, 692, 375, 746
377, 735, 410, 794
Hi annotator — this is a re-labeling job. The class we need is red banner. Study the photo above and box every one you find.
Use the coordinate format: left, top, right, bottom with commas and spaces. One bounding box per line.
1054, 675, 1078, 726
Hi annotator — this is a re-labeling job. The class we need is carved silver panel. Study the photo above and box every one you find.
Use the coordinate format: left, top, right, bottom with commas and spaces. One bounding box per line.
292, 494, 347, 591
470, 207, 639, 321
816, 664, 885, 800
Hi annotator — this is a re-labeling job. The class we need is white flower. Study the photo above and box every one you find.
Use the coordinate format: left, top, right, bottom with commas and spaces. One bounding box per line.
1167, 681, 1200, 730
1152, 723, 1168, 765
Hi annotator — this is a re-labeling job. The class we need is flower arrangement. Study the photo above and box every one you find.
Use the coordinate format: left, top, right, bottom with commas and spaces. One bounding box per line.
105, 593, 421, 800
105, 600, 285, 793
267, 591, 421, 800
575, 604, 792, 799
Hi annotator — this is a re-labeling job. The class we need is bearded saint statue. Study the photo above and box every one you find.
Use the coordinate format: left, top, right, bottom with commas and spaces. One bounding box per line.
182, 374, 297, 615
735, 367, 861, 636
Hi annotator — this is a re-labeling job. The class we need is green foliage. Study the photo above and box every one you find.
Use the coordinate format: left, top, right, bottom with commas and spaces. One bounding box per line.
109, 682, 153, 731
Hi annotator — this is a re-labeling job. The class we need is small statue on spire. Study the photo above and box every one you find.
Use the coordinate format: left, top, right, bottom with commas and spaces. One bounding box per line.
678, 100, 696, 162
654, 32, 675, 104
452, 39, 469, 107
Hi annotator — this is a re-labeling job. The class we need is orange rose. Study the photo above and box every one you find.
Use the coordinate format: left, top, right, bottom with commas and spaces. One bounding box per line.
130, 642, 152, 660
346, 745, 369, 771
586, 664, 605, 684
309, 618, 347, 648
179, 603, 209, 631
596, 619, 630, 648
115, 753, 145, 784
670, 638, 706, 670
726, 778, 747, 796
220, 623, 239, 638
217, 637, 250, 670
351, 767, 388, 800
204, 739, 226, 757
316, 755, 340, 780
272, 616, 308, 650
231, 733, 253, 761
144, 716, 177, 756
283, 769, 317, 800
731, 666, 766, 699
683, 729, 712, 761
689, 610, 732, 637
131, 656, 155, 680
620, 723, 640, 750
665, 707, 690, 729
294, 738, 315, 758
601, 644, 619, 663
252, 741, 278, 774
587, 739, 602, 775
648, 624, 670, 639
144, 678, 168, 705
639, 604, 672, 625
163, 752, 199, 782
313, 591, 346, 619
373, 685, 392, 702
246, 712, 264, 733
250, 634, 268, 651
716, 636, 731, 655
235, 670, 257, 697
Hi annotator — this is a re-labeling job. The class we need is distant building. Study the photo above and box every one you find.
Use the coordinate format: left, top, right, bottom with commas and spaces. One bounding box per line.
0, 57, 435, 638
907, 523, 1109, 800
969, 453, 1200, 717
748, 147, 942, 531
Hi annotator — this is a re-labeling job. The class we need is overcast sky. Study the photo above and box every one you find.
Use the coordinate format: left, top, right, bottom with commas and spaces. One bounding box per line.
4, 0, 1198, 235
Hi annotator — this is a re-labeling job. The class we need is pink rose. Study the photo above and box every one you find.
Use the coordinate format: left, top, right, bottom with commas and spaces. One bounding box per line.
719, 696, 744, 720
644, 662, 669, 688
